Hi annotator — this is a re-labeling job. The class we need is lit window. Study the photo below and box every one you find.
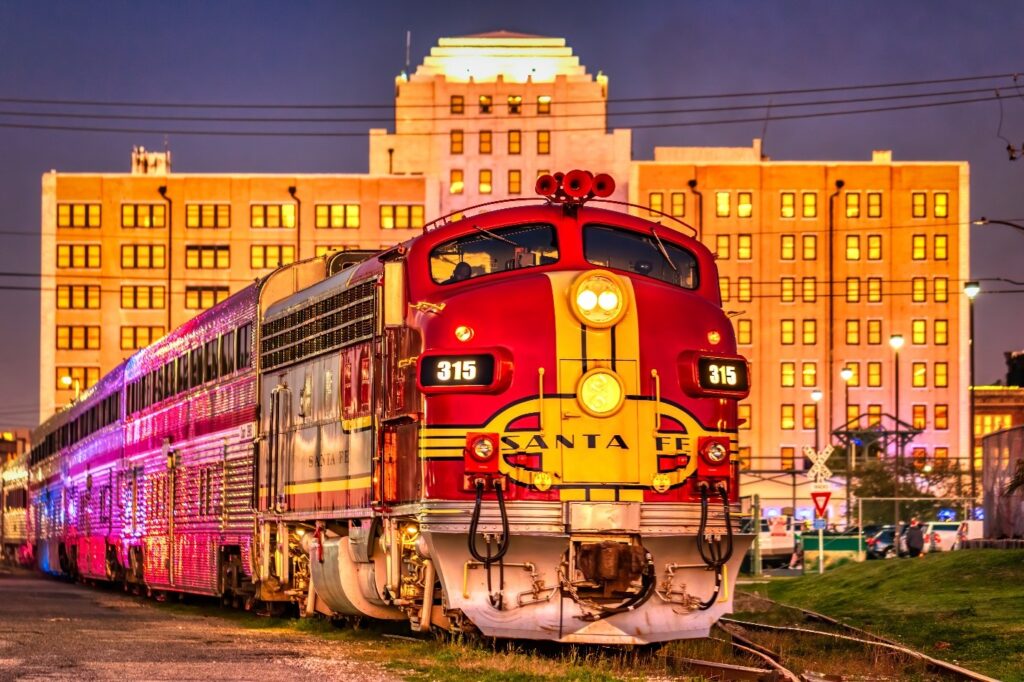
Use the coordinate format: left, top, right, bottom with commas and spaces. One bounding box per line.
736, 319, 752, 345
737, 191, 753, 218
934, 192, 949, 219
56, 244, 101, 269
120, 326, 164, 350
649, 192, 664, 217
845, 193, 861, 218
802, 234, 817, 260
121, 244, 166, 269
802, 319, 817, 345
934, 235, 948, 260
716, 235, 730, 259
185, 286, 230, 310
781, 277, 795, 302
802, 192, 818, 218
737, 234, 752, 260
802, 277, 816, 303
314, 203, 361, 229
846, 277, 860, 302
935, 319, 948, 345
186, 203, 230, 228
315, 246, 341, 257
508, 170, 521, 195
847, 403, 860, 426
867, 320, 882, 345
57, 203, 101, 228
507, 95, 522, 115
121, 203, 166, 229
846, 320, 860, 345
846, 235, 860, 260
508, 130, 521, 154
479, 95, 492, 114
867, 404, 882, 426
781, 404, 795, 430
715, 192, 730, 217
380, 204, 424, 230
867, 234, 882, 260
738, 276, 752, 302
935, 362, 948, 387
912, 362, 927, 388
449, 170, 464, 195
537, 95, 552, 114
780, 234, 795, 260
121, 285, 164, 309
780, 446, 795, 468
867, 361, 882, 387
186, 245, 230, 269
250, 204, 295, 229
912, 235, 926, 260
670, 192, 685, 218
738, 404, 751, 430
479, 130, 492, 154
912, 319, 927, 345
479, 169, 492, 194
780, 192, 795, 218
912, 192, 927, 218
450, 130, 464, 154
450, 95, 464, 114
55, 366, 100, 390
802, 404, 817, 429
935, 447, 949, 460
867, 277, 882, 302
935, 404, 950, 430
912, 277, 927, 302
781, 362, 796, 387
719, 277, 730, 302
56, 325, 101, 350
250, 245, 295, 269
934, 277, 949, 302
537, 130, 551, 154
912, 447, 928, 469
56, 285, 100, 310
781, 319, 795, 345
846, 362, 861, 387
867, 192, 882, 218
802, 362, 817, 387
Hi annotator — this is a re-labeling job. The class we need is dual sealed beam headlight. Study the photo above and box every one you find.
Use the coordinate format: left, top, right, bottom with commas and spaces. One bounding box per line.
570, 270, 626, 328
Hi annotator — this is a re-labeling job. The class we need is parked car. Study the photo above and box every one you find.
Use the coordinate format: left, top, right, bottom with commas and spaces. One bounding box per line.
865, 525, 907, 559
925, 520, 983, 552
741, 516, 797, 567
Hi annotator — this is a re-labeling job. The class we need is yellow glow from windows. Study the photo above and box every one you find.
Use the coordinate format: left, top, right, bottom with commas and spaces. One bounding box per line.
913, 362, 927, 387
912, 235, 926, 260
781, 404, 795, 430
802, 362, 816, 387
737, 234, 752, 259
802, 320, 816, 345
479, 169, 492, 194
780, 234, 795, 260
737, 192, 753, 218
802, 192, 818, 218
780, 192, 795, 218
715, 191, 730, 217
846, 320, 860, 345
867, 361, 882, 387
716, 235, 730, 259
802, 277, 816, 303
450, 169, 464, 195
736, 319, 752, 345
781, 277, 794, 302
781, 362, 795, 387
781, 319, 795, 345
846, 234, 860, 260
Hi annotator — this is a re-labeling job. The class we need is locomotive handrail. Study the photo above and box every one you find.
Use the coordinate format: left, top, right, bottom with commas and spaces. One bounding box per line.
422, 197, 551, 233
586, 198, 699, 238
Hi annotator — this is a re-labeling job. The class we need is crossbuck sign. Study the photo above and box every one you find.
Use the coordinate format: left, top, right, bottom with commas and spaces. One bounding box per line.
803, 444, 834, 484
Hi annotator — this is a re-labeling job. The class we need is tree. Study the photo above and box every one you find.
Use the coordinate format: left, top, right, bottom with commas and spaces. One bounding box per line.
851, 456, 962, 525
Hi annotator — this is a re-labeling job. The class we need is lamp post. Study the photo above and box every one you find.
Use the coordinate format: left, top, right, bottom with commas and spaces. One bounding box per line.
840, 366, 854, 527
972, 216, 1024, 235
964, 280, 980, 504
60, 374, 81, 401
811, 389, 824, 451
889, 333, 904, 530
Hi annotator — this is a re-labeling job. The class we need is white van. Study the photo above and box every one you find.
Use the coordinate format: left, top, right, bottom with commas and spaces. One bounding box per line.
925, 520, 982, 552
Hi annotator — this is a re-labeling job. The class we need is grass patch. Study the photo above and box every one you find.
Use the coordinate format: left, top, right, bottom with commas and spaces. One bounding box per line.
757, 550, 1024, 681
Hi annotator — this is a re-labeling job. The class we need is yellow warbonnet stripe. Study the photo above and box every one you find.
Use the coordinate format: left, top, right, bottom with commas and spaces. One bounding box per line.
342, 416, 373, 431
266, 476, 373, 495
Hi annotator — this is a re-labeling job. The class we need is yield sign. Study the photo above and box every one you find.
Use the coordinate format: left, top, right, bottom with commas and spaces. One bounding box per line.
811, 490, 832, 518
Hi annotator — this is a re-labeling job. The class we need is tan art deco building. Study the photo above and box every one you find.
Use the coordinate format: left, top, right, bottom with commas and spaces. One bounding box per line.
39, 32, 971, 515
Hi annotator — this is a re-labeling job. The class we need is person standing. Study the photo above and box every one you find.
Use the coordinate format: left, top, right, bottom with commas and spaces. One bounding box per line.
905, 517, 925, 558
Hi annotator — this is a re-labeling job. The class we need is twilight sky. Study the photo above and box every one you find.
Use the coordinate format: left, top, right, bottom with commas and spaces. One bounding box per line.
0, 1, 1022, 426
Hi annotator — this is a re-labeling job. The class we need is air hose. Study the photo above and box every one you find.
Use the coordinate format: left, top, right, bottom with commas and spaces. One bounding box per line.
695, 483, 735, 610
467, 479, 510, 564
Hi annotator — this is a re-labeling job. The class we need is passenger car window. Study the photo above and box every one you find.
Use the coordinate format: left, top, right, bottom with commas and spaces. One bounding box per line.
430, 223, 558, 284
583, 224, 699, 289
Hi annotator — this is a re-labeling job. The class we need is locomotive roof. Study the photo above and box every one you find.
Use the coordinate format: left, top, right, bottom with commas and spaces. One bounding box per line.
262, 257, 375, 321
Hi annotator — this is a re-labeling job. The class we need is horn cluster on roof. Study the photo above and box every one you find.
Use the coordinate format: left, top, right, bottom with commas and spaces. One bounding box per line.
535, 169, 615, 205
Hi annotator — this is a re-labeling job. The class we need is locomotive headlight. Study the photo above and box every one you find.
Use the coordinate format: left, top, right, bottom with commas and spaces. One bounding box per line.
570, 271, 626, 328
577, 369, 625, 417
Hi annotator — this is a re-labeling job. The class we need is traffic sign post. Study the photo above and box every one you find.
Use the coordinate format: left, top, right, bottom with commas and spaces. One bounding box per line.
804, 446, 834, 575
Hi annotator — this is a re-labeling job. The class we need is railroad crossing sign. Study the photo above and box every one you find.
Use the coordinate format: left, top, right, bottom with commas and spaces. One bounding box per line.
803, 444, 834, 483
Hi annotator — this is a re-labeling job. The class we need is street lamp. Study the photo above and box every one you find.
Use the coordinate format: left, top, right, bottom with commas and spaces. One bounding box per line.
889, 333, 904, 530
840, 366, 854, 526
60, 374, 81, 400
811, 389, 824, 451
972, 216, 1024, 235
965, 280, 980, 503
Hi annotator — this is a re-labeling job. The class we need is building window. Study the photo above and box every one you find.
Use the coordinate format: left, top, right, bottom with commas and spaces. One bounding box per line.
867, 192, 882, 218
250, 204, 296, 229
802, 234, 817, 260
537, 95, 552, 114
738, 404, 751, 430
867, 277, 882, 302
780, 446, 795, 469
120, 326, 163, 350
846, 235, 860, 260
781, 404, 795, 430
185, 286, 230, 310
802, 277, 817, 303
781, 319, 795, 345
867, 404, 882, 426
913, 402, 927, 429
802, 192, 818, 218
508, 170, 521, 195
479, 130, 492, 154
380, 204, 424, 229
671, 192, 685, 218
935, 404, 949, 430
450, 95, 464, 114
56, 285, 100, 309
479, 95, 492, 114
867, 234, 882, 260
845, 193, 861, 218
737, 276, 752, 302
846, 320, 861, 345
57, 203, 101, 228
537, 130, 551, 154
912, 192, 927, 218
185, 245, 230, 269
737, 234, 752, 260
781, 277, 795, 303
186, 203, 230, 228
846, 362, 861, 387
912, 362, 927, 388
121, 285, 164, 309
781, 362, 796, 387
802, 404, 817, 430
508, 130, 521, 154
55, 366, 100, 391
315, 204, 360, 228
716, 235, 730, 259
507, 95, 522, 114
802, 319, 817, 345
934, 319, 948, 345
479, 169, 493, 194
912, 277, 927, 302
935, 447, 949, 461
934, 192, 949, 219
802, 362, 817, 387
715, 191, 730, 217
121, 203, 165, 228
56, 244, 101, 269
846, 277, 860, 302
934, 234, 948, 260
780, 234, 795, 260
912, 319, 927, 345
935, 362, 948, 387
976, 414, 1014, 436
447, 169, 465, 195
250, 245, 294, 269
912, 235, 926, 260
719, 277, 730, 302
847, 403, 860, 426
737, 191, 753, 218
780, 192, 795, 218
934, 277, 949, 302
56, 325, 100, 350
121, 244, 166, 269
649, 192, 664, 217
867, 319, 882, 345
865, 361, 882, 387
736, 319, 752, 345
450, 129, 464, 154
315, 245, 343, 257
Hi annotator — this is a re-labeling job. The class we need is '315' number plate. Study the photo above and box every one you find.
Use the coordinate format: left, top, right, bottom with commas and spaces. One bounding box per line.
419, 354, 495, 387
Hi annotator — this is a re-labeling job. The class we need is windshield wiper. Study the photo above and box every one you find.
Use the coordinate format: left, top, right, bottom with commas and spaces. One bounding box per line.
650, 227, 677, 271
474, 224, 517, 246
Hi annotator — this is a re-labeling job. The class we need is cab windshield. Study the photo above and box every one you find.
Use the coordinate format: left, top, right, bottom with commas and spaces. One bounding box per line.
430, 223, 558, 284
583, 224, 699, 289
